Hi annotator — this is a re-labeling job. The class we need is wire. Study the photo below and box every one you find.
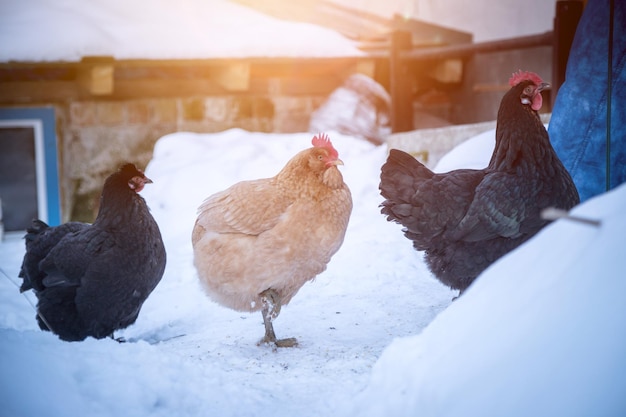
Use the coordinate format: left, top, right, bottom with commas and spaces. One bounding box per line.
0, 266, 57, 335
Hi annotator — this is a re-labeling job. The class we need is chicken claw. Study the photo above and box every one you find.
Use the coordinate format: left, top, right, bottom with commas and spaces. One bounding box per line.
258, 289, 298, 348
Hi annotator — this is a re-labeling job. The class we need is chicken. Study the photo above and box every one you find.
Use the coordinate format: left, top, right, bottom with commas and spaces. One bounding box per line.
192, 134, 352, 347
379, 70, 580, 295
19, 163, 166, 341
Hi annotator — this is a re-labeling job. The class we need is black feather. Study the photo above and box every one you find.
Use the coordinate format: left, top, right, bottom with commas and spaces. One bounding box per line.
380, 77, 579, 293
18, 163, 166, 341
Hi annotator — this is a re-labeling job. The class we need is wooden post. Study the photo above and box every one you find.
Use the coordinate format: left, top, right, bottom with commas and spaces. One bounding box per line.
552, 0, 584, 108
390, 30, 413, 133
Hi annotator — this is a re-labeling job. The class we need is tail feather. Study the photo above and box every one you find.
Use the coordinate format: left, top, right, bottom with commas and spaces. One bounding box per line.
20, 220, 51, 292
24, 219, 49, 243
379, 149, 433, 219
20, 220, 87, 293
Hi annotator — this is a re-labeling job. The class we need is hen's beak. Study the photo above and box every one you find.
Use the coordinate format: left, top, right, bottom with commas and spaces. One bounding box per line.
129, 175, 153, 192
327, 159, 344, 167
537, 82, 550, 92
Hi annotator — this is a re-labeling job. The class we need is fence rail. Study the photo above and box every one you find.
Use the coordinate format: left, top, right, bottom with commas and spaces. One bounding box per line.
389, 0, 583, 133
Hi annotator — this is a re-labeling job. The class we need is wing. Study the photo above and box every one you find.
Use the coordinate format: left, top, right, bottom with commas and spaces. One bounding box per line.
194, 179, 293, 238
447, 171, 540, 242
39, 228, 115, 288
380, 149, 486, 242
400, 169, 486, 240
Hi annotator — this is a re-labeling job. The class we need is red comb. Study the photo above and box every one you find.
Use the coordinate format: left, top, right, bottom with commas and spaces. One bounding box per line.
509, 70, 543, 87
312, 133, 338, 159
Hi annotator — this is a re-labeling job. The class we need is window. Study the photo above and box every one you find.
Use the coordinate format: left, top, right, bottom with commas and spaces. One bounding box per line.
0, 107, 61, 233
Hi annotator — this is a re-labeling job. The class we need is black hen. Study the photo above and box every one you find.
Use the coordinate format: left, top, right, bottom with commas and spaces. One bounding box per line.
380, 71, 580, 294
19, 163, 166, 341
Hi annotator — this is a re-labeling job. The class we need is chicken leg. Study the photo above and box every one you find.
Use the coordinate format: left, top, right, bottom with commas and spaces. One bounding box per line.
258, 289, 298, 348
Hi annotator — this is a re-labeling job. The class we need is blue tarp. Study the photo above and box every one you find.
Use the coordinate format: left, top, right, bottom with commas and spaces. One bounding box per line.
549, 0, 626, 202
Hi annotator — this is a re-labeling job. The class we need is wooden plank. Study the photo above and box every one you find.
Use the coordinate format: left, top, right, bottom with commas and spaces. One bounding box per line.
79, 64, 114, 95
77, 56, 115, 96
0, 75, 345, 103
111, 79, 226, 98
0, 56, 364, 102
212, 62, 250, 91
0, 81, 80, 102
0, 66, 76, 81
250, 76, 342, 96
249, 57, 359, 77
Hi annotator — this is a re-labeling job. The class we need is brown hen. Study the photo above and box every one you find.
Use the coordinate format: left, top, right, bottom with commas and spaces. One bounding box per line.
192, 134, 352, 347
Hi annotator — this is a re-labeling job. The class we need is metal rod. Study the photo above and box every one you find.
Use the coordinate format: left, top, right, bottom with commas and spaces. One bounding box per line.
541, 207, 602, 227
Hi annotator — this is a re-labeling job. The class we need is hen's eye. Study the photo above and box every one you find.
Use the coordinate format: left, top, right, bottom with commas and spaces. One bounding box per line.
317, 155, 323, 160
524, 86, 533, 95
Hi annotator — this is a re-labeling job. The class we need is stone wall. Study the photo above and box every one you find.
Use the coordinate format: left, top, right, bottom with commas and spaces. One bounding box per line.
58, 94, 325, 222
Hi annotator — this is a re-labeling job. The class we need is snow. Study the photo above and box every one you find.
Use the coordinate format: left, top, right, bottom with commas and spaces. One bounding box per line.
434, 127, 494, 171
353, 182, 626, 417
1, 128, 625, 416
3, 1, 625, 414
0, 129, 454, 417
330, 0, 556, 42
0, 0, 363, 62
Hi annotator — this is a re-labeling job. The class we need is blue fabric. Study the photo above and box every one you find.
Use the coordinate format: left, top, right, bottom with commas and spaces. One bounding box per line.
549, 0, 626, 202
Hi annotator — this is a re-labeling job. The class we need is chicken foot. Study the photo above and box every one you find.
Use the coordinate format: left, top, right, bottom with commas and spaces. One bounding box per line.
258, 289, 298, 348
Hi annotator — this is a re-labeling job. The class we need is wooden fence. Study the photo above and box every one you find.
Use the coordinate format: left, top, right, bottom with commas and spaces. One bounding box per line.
388, 0, 583, 133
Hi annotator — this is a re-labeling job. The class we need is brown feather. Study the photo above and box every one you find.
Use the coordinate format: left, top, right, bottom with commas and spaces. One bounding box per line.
192, 141, 352, 313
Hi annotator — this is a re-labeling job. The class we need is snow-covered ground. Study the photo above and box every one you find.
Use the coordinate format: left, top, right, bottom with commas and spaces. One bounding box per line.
1, 128, 624, 417
3, 0, 624, 414
0, 129, 454, 417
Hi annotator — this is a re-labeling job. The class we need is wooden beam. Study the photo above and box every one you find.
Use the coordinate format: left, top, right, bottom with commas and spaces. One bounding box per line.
111, 79, 226, 99
0, 81, 80, 102
212, 62, 250, 91
0, 56, 362, 103
77, 56, 115, 96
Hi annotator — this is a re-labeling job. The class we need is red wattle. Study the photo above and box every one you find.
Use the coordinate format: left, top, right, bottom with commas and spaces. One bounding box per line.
531, 93, 543, 111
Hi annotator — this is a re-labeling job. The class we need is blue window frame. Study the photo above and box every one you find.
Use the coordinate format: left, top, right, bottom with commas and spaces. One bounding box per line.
0, 107, 61, 230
